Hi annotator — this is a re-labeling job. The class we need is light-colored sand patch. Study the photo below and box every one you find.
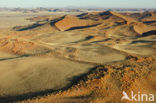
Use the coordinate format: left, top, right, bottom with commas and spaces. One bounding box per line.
0, 56, 94, 97
40, 31, 88, 44
113, 44, 155, 56
0, 51, 18, 59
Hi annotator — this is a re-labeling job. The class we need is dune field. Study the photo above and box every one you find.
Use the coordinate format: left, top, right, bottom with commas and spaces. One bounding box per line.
0, 11, 155, 103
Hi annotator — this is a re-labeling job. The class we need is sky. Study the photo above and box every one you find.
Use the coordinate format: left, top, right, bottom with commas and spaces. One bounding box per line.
0, 0, 155, 8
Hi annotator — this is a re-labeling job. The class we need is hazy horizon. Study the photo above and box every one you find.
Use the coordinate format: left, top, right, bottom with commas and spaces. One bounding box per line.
0, 0, 155, 8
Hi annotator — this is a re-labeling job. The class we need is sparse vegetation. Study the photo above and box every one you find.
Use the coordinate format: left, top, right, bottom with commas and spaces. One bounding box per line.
0, 10, 155, 103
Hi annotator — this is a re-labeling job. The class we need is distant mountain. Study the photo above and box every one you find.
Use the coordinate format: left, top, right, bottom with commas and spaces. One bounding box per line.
0, 7, 156, 13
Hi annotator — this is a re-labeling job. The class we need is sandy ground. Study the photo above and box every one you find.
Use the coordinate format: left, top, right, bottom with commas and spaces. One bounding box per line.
0, 56, 94, 97
0, 11, 155, 103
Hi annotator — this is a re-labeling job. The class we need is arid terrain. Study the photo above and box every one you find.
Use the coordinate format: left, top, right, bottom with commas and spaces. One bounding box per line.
0, 10, 156, 103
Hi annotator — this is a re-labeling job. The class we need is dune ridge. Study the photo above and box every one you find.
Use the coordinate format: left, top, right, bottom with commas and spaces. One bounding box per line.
0, 11, 155, 103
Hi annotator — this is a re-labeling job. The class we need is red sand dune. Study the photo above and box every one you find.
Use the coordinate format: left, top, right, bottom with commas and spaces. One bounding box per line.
54, 15, 100, 31
13, 11, 156, 36
0, 37, 42, 54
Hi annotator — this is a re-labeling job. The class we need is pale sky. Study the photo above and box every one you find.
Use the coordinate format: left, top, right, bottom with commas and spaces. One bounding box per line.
0, 0, 155, 8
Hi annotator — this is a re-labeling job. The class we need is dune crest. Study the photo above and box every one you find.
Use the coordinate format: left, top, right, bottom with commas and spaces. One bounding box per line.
54, 15, 100, 31
0, 11, 155, 103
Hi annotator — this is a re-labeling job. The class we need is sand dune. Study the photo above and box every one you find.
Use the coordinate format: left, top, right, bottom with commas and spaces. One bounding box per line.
54, 15, 100, 31
0, 37, 50, 55
0, 11, 155, 103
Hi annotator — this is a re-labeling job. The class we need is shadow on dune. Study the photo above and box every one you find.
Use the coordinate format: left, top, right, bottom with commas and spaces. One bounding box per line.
0, 66, 99, 103
143, 20, 156, 24
130, 40, 155, 44
17, 16, 65, 31
91, 38, 112, 43
141, 30, 156, 37
0, 50, 52, 62
17, 23, 44, 31
0, 54, 30, 61
70, 36, 94, 44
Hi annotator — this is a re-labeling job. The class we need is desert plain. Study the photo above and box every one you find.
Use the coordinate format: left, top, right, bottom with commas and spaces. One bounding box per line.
0, 10, 156, 103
